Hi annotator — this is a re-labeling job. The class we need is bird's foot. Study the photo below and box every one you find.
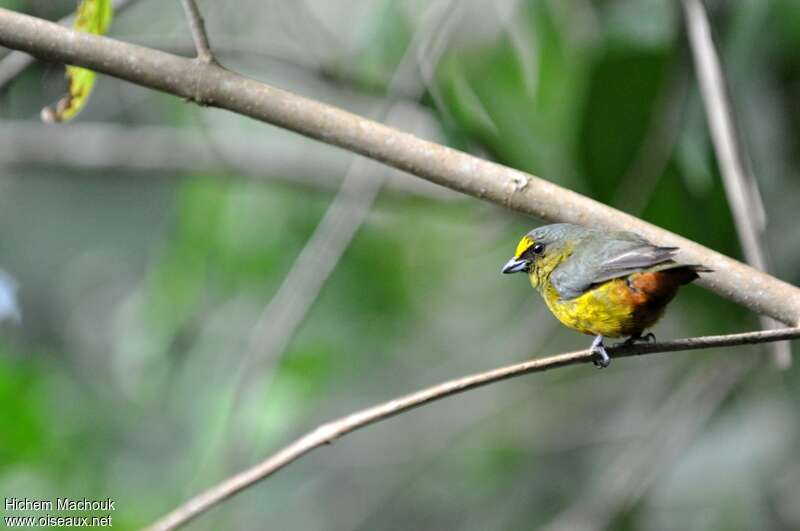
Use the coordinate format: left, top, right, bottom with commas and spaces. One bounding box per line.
622, 332, 656, 346
590, 335, 610, 368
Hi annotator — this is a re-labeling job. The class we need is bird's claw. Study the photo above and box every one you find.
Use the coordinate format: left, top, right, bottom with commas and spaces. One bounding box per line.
623, 332, 656, 346
592, 346, 610, 368
590, 335, 610, 368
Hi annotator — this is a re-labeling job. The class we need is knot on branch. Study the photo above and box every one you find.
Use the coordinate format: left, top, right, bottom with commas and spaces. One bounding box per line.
511, 174, 529, 191
183, 61, 223, 107
504, 173, 530, 207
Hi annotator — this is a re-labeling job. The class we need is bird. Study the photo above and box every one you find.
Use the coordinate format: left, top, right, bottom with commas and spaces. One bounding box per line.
501, 223, 710, 367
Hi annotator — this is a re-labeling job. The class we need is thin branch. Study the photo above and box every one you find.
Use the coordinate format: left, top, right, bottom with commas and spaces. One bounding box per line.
146, 327, 800, 531
179, 0, 216, 64
0, 9, 798, 324
681, 0, 791, 368
0, 0, 138, 90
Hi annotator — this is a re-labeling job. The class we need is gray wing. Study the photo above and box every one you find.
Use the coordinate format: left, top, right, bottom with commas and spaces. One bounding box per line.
550, 232, 678, 300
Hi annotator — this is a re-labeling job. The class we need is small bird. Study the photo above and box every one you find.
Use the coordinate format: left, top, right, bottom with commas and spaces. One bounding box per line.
502, 223, 710, 367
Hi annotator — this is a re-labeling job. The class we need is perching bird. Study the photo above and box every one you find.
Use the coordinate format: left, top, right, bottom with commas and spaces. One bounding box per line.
502, 223, 710, 367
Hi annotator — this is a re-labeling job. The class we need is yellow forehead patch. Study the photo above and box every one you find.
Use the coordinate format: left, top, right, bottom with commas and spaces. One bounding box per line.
515, 236, 534, 258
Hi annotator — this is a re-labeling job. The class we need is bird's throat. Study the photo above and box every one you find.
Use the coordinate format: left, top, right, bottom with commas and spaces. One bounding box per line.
528, 251, 570, 293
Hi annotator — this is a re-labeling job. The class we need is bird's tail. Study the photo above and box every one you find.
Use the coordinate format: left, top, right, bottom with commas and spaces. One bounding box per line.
648, 262, 712, 284
675, 263, 713, 284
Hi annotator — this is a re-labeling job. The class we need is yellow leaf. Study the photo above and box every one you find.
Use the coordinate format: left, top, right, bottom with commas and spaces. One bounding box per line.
41, 0, 113, 123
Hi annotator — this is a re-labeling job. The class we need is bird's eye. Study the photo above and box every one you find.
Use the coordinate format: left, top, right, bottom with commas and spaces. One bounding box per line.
532, 243, 545, 255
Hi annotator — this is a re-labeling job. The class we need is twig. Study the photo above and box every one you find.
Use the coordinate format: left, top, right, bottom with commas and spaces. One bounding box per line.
145, 327, 800, 531
681, 0, 791, 368
0, 9, 798, 324
179, 0, 216, 64
0, 0, 138, 90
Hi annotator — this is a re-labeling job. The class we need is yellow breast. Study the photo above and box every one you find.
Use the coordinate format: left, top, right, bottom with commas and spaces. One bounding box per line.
535, 276, 665, 338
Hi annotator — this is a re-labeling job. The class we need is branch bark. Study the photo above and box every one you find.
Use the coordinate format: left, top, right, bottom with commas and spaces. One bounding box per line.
146, 327, 800, 531
0, 8, 798, 324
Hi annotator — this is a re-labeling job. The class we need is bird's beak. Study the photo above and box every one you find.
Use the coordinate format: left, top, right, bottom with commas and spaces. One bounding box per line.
502, 257, 529, 274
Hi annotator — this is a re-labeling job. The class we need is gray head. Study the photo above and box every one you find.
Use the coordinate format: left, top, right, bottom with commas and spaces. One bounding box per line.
501, 223, 593, 274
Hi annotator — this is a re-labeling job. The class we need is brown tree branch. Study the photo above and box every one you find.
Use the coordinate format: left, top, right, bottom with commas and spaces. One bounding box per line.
0, 8, 798, 324
681, 0, 791, 368
145, 327, 800, 531
179, 0, 216, 64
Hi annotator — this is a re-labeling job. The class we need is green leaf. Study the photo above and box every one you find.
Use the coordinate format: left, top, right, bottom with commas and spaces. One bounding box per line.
41, 0, 113, 123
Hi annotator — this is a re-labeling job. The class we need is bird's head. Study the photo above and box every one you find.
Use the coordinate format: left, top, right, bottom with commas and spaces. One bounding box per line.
501, 224, 584, 287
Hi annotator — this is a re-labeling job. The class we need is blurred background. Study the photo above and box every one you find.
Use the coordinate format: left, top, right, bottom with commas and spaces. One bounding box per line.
1, 0, 799, 529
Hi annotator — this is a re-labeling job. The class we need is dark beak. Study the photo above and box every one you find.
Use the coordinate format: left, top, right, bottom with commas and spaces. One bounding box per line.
502, 257, 529, 274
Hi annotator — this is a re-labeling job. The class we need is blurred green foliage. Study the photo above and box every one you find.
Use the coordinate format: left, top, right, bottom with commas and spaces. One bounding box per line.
0, 1, 799, 530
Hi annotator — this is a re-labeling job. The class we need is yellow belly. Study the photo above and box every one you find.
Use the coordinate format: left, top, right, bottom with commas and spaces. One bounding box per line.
538, 277, 665, 338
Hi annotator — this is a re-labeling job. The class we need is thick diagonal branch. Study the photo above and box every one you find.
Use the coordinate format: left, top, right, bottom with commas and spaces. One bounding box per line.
0, 8, 798, 324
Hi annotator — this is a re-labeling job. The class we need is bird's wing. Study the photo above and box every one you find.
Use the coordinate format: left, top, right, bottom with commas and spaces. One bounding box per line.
550, 232, 678, 300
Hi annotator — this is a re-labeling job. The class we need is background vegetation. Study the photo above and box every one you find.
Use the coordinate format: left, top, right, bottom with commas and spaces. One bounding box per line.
0, 0, 799, 529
